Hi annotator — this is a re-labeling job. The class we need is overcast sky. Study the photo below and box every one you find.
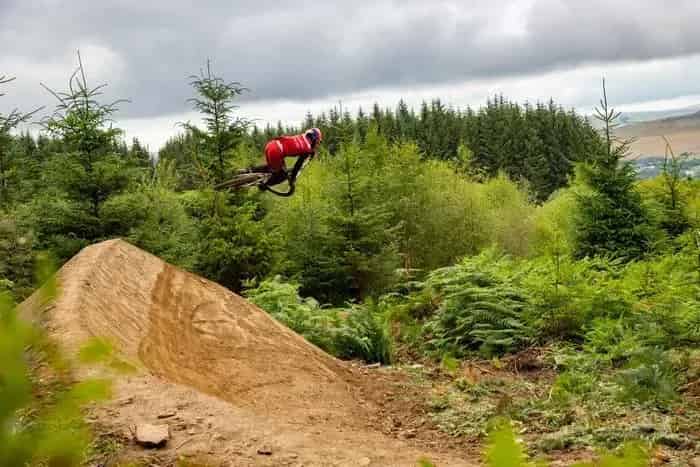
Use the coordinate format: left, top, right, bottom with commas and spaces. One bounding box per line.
2, 0, 700, 151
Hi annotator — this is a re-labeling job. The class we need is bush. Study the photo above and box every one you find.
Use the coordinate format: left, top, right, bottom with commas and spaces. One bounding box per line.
616, 347, 678, 406
422, 250, 532, 357
245, 277, 393, 363
100, 161, 198, 269
0, 215, 34, 299
333, 299, 393, 364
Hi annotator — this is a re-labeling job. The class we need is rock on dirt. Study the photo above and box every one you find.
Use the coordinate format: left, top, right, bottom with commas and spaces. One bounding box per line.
257, 445, 273, 455
134, 424, 170, 448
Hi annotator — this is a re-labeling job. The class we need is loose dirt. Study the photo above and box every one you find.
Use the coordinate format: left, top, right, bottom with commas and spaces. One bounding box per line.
21, 239, 475, 466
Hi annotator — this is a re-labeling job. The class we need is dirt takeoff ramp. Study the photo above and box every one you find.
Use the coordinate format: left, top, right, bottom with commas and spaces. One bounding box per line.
21, 239, 473, 466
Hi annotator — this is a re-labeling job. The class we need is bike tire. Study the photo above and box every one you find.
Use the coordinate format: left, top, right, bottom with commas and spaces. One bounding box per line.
215, 173, 270, 190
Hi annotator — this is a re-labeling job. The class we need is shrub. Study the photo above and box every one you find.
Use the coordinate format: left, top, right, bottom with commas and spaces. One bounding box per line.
245, 277, 393, 363
422, 250, 532, 357
616, 348, 678, 406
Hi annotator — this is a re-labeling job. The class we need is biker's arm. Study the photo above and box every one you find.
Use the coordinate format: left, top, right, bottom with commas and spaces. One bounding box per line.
287, 152, 313, 185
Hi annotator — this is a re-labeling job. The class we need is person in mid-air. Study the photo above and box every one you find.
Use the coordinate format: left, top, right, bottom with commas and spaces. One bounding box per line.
244, 127, 323, 194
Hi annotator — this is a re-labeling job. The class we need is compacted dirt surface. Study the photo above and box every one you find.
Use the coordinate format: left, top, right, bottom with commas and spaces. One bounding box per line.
21, 239, 476, 466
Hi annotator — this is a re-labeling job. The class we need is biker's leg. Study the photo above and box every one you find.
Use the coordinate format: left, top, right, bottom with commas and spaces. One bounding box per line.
265, 169, 288, 186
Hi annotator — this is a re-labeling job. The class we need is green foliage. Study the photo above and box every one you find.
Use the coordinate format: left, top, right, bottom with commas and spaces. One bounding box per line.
7, 52, 149, 265
266, 139, 539, 304
616, 348, 678, 405
422, 250, 532, 357
483, 418, 533, 467
101, 159, 198, 269
194, 195, 275, 292
574, 83, 654, 261
181, 60, 249, 185
573, 443, 648, 467
575, 162, 654, 261
298, 96, 600, 201
0, 216, 34, 299
266, 139, 402, 303
440, 354, 460, 374
158, 131, 203, 190
483, 175, 535, 257
245, 277, 393, 363
245, 277, 338, 350
583, 318, 643, 365
40, 54, 124, 156
530, 187, 579, 258
0, 75, 40, 208
483, 418, 651, 467
40, 52, 132, 216
333, 300, 393, 363
0, 255, 112, 467
324, 142, 401, 299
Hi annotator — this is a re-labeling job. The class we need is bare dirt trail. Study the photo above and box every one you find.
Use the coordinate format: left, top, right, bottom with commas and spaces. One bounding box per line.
21, 239, 475, 466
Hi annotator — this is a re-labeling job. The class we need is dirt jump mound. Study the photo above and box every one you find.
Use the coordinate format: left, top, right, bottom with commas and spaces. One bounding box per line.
21, 239, 472, 466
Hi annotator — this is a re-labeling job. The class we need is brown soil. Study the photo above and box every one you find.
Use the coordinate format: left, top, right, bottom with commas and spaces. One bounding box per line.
21, 239, 476, 466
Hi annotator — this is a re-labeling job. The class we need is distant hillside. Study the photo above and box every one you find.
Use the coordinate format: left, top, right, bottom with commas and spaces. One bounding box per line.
615, 111, 700, 158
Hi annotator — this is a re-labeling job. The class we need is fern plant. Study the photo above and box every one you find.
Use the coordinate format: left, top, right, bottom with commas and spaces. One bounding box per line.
245, 277, 393, 363
422, 250, 532, 357
483, 418, 534, 467
483, 418, 650, 467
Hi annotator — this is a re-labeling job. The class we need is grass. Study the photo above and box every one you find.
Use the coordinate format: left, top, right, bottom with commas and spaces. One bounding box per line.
412, 348, 700, 465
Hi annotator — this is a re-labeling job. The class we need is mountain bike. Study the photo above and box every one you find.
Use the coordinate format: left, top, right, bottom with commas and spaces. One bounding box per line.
214, 154, 312, 197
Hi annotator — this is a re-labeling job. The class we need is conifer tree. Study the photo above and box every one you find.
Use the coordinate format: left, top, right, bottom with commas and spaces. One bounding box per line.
0, 76, 40, 207
182, 60, 249, 185
657, 138, 691, 236
40, 52, 132, 218
324, 142, 399, 300
574, 80, 654, 260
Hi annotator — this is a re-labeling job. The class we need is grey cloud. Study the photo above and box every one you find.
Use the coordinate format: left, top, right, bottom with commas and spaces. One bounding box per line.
2, 0, 700, 118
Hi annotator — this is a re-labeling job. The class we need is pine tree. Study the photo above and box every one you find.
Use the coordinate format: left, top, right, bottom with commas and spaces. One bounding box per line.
40, 52, 133, 219
128, 137, 151, 168
182, 60, 249, 185
356, 106, 369, 142
0, 76, 40, 208
323, 142, 400, 300
657, 138, 691, 236
574, 80, 654, 260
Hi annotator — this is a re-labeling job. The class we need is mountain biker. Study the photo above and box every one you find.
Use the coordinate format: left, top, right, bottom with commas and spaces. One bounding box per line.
246, 127, 323, 191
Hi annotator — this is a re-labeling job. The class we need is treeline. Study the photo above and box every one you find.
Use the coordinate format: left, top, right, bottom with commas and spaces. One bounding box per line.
0, 58, 694, 304
241, 96, 602, 201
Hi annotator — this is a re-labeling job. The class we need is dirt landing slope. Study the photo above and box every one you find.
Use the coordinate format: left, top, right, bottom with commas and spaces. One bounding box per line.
21, 240, 474, 466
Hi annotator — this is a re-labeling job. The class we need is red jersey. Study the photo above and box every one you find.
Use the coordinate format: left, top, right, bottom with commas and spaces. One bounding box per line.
276, 134, 313, 156
264, 133, 314, 171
